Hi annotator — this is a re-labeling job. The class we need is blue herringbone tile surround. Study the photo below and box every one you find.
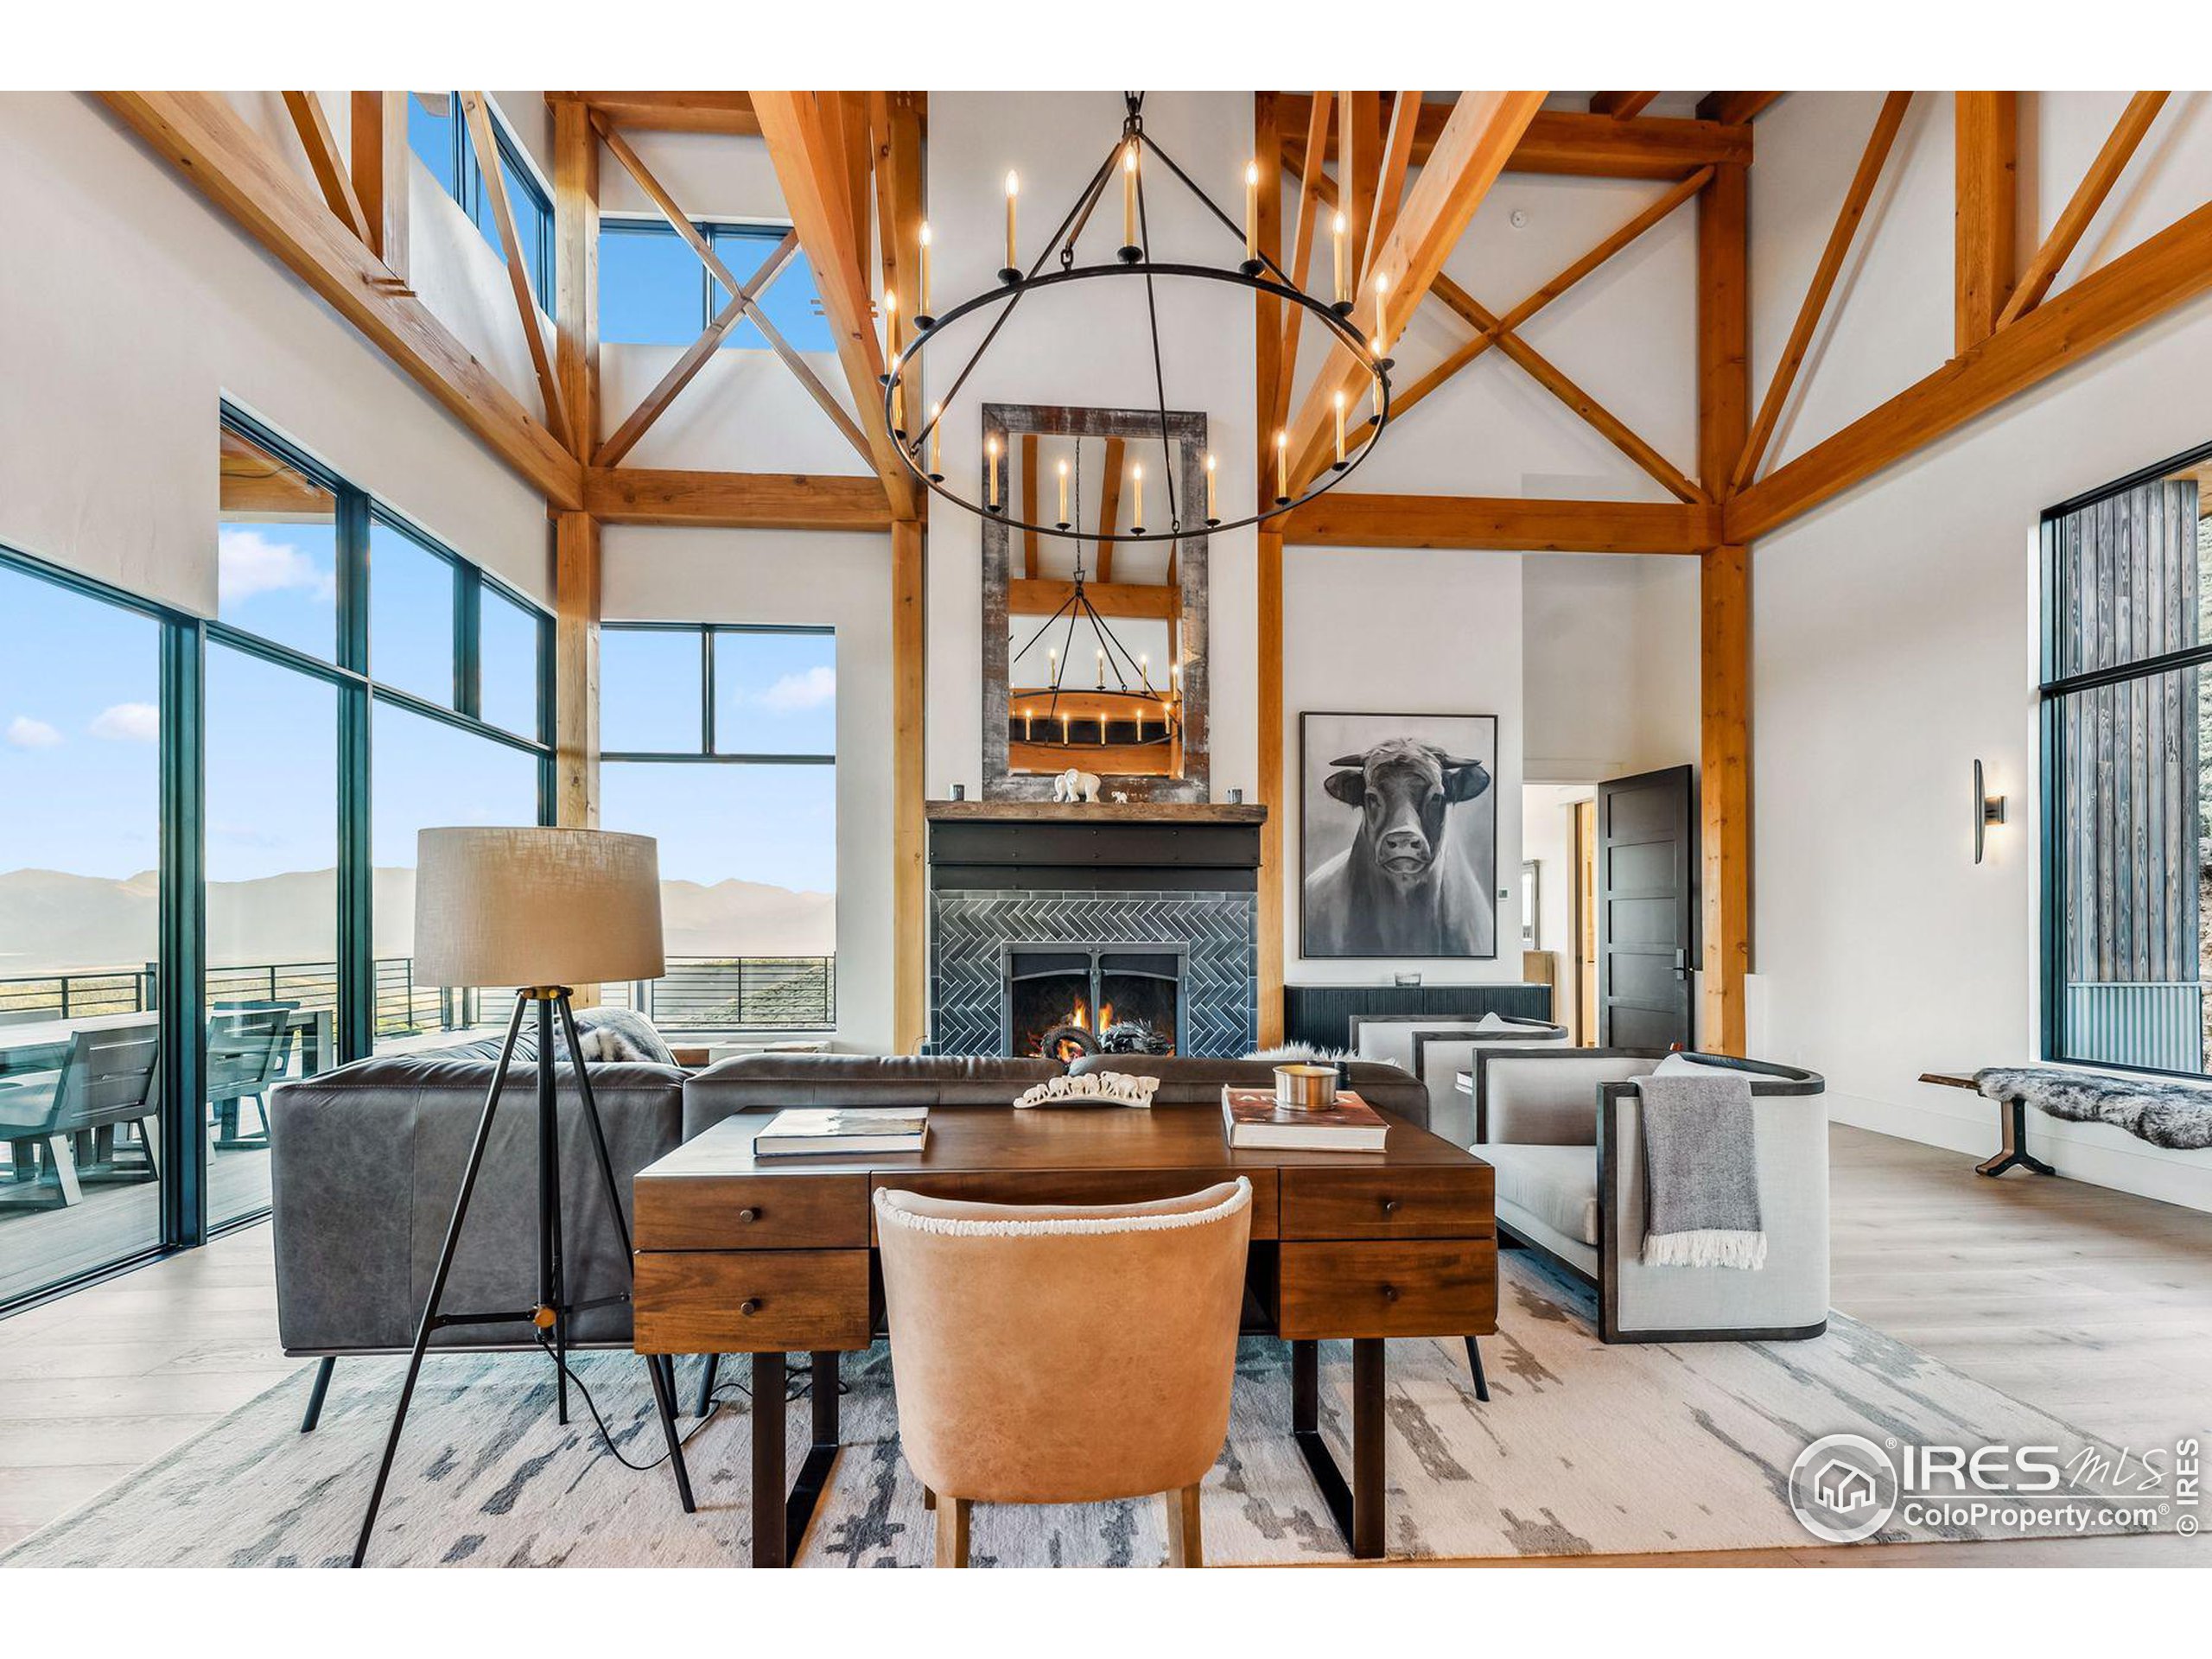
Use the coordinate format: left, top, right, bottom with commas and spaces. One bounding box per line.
930, 889, 1258, 1057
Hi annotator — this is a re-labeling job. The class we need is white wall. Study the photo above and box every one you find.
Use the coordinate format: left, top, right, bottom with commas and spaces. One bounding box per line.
600, 526, 896, 1056
0, 93, 550, 612
1749, 92, 2212, 1211
1524, 553, 1699, 782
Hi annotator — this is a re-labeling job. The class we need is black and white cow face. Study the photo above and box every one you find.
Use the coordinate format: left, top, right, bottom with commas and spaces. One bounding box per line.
1324, 739, 1491, 887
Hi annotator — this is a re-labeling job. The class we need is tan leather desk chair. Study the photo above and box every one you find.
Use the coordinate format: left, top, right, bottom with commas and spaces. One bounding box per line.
874, 1178, 1254, 1567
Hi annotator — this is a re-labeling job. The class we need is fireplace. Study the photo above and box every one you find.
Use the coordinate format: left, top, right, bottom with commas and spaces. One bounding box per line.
1005, 944, 1186, 1060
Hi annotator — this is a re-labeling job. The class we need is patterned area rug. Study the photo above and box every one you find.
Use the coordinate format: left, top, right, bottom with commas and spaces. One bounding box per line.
0, 1254, 2152, 1567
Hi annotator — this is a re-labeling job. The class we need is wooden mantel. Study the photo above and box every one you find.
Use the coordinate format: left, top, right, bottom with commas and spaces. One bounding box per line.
925, 800, 1268, 825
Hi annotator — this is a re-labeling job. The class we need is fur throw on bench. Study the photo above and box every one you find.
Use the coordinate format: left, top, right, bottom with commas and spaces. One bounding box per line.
1975, 1066, 2212, 1152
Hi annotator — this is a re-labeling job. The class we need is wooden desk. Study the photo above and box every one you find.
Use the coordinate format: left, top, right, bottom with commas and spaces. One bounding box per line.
632, 1105, 1497, 1565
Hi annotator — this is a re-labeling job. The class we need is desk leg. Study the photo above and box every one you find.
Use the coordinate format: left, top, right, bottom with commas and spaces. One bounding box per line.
785, 1352, 840, 1557
752, 1352, 786, 1568
1976, 1096, 2056, 1179
1351, 1338, 1384, 1559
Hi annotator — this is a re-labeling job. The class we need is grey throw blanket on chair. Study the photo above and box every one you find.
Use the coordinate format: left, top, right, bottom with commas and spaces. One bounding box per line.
1637, 1062, 1766, 1270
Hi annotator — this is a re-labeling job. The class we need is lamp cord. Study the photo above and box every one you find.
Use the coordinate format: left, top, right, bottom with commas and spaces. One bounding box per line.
531, 1332, 844, 1474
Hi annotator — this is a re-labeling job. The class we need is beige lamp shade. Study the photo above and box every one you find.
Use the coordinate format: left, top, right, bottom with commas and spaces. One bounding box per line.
413, 827, 665, 988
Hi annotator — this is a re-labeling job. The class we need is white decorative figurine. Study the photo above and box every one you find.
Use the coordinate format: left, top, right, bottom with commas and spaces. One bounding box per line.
1110, 791, 1130, 804
1053, 767, 1102, 804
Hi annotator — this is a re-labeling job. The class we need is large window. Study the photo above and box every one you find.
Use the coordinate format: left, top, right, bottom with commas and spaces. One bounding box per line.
2041, 457, 2212, 1076
599, 219, 830, 353
407, 92, 555, 310
600, 623, 836, 1032
0, 559, 166, 1304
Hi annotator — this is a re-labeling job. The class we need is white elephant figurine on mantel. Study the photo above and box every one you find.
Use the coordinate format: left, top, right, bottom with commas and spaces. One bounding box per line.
1053, 767, 1102, 804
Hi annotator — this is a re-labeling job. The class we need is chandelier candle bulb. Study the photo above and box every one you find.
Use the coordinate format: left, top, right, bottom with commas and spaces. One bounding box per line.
986, 435, 1000, 506
1139, 651, 1150, 689
1122, 143, 1138, 249
1334, 390, 1347, 465
928, 403, 943, 476
1332, 212, 1348, 302
1244, 161, 1260, 262
1133, 461, 1143, 528
1205, 453, 1217, 519
1274, 429, 1287, 501
1374, 270, 1389, 348
1048, 646, 1058, 683
1004, 172, 1019, 269
1372, 346, 1385, 417
918, 223, 933, 318
1057, 457, 1070, 525
1096, 647, 1104, 689
883, 288, 898, 359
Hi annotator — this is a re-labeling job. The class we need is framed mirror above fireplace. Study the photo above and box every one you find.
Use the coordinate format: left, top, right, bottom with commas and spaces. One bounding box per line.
979, 401, 1211, 804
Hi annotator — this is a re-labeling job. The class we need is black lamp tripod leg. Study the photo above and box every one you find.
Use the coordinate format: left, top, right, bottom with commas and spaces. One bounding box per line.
351, 992, 530, 1569
555, 995, 696, 1514
536, 997, 570, 1427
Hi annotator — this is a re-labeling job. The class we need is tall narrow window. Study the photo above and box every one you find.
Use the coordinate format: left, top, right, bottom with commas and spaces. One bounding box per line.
218, 424, 340, 662
0, 560, 165, 1303
599, 623, 836, 1032
2042, 468, 2209, 1075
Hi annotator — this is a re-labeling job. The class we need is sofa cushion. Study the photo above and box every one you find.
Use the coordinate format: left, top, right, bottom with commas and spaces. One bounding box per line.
575, 1006, 676, 1065
1485, 1142, 1599, 1247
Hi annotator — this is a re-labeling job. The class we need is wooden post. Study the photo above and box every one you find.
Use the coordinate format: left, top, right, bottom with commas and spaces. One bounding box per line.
1955, 92, 2018, 354
1700, 543, 1751, 1055
893, 518, 927, 1053
349, 92, 408, 277
1254, 94, 1287, 1048
1698, 161, 1751, 1054
554, 98, 601, 462
555, 512, 601, 830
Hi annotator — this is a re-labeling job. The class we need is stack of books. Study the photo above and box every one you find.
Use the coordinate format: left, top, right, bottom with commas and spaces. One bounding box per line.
1220, 1088, 1388, 1152
753, 1108, 928, 1156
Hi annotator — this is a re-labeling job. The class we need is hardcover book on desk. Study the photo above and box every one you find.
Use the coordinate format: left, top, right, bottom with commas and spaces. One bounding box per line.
1221, 1088, 1388, 1152
755, 1109, 930, 1156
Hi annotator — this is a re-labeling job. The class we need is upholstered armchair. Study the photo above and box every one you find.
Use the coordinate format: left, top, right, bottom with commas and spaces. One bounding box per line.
1348, 1014, 1570, 1144
1470, 1048, 1828, 1344
874, 1179, 1254, 1567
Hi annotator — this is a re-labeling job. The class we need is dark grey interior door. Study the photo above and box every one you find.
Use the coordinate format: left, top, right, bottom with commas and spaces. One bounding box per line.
1598, 764, 1695, 1049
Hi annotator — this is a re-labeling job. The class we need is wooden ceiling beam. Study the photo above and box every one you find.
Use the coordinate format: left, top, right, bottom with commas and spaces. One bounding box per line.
348, 92, 408, 276
1954, 92, 2019, 353
753, 90, 920, 520
1010, 576, 1177, 620
1277, 97, 1748, 180
100, 92, 582, 507
1279, 492, 1718, 553
1362, 92, 1425, 287
1732, 92, 1911, 493
1282, 91, 1546, 491
1272, 90, 1333, 442
582, 467, 892, 530
595, 112, 874, 468
1591, 92, 1661, 120
547, 92, 761, 136
1727, 194, 2212, 543
1998, 91, 2169, 328
282, 92, 371, 245
553, 98, 600, 462
1338, 92, 1386, 298
1697, 92, 1784, 125
594, 233, 798, 467
461, 92, 570, 454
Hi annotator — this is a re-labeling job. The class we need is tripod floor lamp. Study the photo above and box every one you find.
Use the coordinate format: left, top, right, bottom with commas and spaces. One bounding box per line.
353, 825, 695, 1567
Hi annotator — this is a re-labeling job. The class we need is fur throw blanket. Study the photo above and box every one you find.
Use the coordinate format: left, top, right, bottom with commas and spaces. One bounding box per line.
1975, 1066, 2212, 1151
1014, 1072, 1158, 1109
1242, 1043, 1352, 1064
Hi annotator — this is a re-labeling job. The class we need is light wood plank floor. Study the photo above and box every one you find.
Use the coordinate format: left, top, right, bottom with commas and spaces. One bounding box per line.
0, 1124, 2205, 1565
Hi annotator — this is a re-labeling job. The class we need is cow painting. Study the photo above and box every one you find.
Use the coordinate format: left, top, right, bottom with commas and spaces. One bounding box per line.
1300, 715, 1499, 959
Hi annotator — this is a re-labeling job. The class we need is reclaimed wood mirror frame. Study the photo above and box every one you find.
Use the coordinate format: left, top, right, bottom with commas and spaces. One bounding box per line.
979, 401, 1211, 804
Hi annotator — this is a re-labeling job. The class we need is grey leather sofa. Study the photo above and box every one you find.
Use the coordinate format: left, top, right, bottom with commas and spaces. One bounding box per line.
270, 1047, 1439, 1427
1469, 1047, 1828, 1344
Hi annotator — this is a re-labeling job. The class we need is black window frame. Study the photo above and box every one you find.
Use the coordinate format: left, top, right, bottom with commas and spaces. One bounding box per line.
2037, 435, 2212, 1079
415, 92, 556, 312
596, 216, 815, 346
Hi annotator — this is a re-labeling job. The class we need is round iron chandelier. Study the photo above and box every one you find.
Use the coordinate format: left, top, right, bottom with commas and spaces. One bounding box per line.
880, 91, 1396, 544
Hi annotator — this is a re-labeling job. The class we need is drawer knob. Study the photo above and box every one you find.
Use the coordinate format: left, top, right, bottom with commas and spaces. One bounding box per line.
740, 1298, 763, 1316
1380, 1283, 1400, 1303
738, 1207, 761, 1224
1379, 1198, 1400, 1215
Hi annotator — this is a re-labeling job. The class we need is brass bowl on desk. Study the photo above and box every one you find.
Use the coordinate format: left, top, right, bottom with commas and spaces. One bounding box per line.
1274, 1063, 1338, 1111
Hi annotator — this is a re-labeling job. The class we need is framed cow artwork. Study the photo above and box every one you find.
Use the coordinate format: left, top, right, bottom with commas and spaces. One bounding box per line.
1299, 712, 1499, 960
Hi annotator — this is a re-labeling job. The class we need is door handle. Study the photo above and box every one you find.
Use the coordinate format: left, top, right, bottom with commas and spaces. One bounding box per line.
1673, 947, 1688, 982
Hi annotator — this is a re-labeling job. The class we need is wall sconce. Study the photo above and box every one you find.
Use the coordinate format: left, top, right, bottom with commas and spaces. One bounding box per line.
1974, 759, 2006, 864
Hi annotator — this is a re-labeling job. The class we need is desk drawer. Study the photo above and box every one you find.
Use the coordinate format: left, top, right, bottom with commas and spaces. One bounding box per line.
872, 1169, 1277, 1240
1280, 1166, 1492, 1240
634, 1174, 871, 1249
632, 1249, 871, 1353
1277, 1240, 1497, 1339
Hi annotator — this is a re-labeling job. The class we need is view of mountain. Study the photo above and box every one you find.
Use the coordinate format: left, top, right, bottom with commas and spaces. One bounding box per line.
0, 867, 835, 976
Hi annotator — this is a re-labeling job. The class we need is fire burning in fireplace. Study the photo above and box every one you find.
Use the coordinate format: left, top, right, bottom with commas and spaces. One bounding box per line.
1006, 946, 1184, 1061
